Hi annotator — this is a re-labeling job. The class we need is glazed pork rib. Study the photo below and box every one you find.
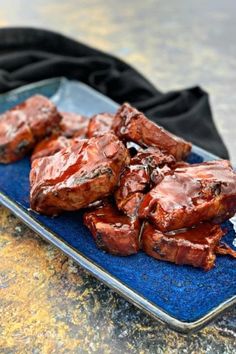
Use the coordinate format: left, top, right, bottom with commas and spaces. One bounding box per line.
115, 165, 149, 217
113, 103, 192, 161
142, 222, 225, 270
18, 95, 61, 140
0, 95, 62, 163
0, 113, 34, 163
115, 147, 175, 216
83, 202, 140, 256
86, 113, 115, 138
139, 160, 236, 232
30, 133, 130, 215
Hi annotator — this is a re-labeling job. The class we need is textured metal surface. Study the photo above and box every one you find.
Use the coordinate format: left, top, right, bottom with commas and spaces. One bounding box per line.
0, 1, 236, 352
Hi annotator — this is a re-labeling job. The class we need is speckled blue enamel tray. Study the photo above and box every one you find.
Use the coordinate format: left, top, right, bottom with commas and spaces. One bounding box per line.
0, 78, 235, 333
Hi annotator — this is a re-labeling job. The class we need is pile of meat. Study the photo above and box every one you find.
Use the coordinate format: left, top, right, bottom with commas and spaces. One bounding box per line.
1, 95, 236, 270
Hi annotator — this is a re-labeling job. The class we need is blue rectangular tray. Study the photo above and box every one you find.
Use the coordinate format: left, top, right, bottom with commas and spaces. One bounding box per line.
0, 78, 235, 333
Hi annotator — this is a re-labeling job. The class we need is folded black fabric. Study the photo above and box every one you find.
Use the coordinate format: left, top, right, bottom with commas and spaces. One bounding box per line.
0, 27, 228, 158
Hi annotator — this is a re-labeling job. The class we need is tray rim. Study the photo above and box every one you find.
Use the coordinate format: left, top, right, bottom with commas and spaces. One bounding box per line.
0, 77, 235, 334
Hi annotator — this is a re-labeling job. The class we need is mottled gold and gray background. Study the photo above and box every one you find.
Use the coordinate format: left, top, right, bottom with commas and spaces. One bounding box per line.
0, 0, 236, 353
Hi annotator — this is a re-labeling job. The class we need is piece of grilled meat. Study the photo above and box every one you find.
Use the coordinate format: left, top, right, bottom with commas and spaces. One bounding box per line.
86, 113, 115, 138
0, 113, 35, 163
19, 95, 61, 140
115, 147, 175, 216
115, 166, 150, 216
0, 95, 62, 163
59, 112, 89, 138
142, 222, 225, 270
139, 160, 236, 231
83, 201, 140, 256
113, 103, 191, 160
30, 133, 130, 215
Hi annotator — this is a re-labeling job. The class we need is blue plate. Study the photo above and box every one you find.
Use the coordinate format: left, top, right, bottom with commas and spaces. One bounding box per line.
0, 78, 235, 333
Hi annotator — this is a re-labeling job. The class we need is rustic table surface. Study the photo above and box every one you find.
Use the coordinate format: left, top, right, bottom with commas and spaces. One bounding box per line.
0, 0, 236, 353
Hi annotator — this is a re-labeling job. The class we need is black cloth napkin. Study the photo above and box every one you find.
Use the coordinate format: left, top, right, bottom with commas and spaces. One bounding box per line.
0, 27, 228, 158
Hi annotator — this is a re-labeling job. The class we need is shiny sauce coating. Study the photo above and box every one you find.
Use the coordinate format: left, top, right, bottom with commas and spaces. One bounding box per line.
142, 222, 224, 270
113, 103, 192, 160
139, 160, 236, 231
83, 202, 140, 256
30, 133, 130, 215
